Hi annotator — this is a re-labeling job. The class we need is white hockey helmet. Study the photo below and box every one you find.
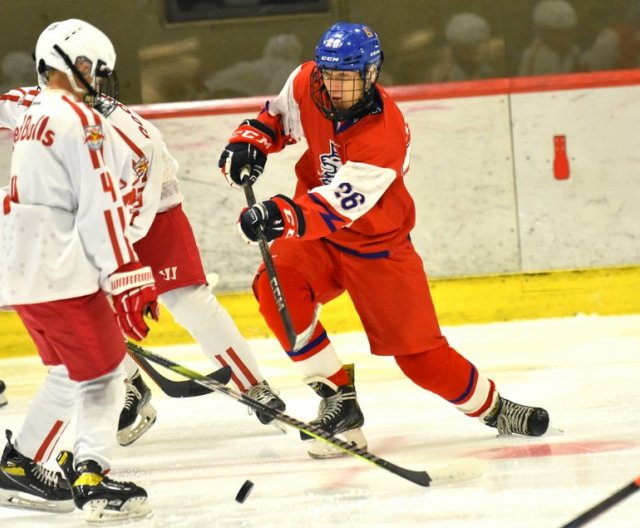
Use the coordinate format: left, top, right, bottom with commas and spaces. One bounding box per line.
34, 18, 117, 104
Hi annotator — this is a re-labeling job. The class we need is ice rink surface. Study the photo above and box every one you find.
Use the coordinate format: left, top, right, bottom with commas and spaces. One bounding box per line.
1, 314, 639, 527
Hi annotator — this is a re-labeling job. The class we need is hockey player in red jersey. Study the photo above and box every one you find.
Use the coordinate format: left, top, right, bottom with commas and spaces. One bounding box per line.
219, 22, 550, 458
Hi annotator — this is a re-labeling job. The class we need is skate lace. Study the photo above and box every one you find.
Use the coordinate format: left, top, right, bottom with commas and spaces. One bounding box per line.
245, 382, 282, 418
317, 391, 355, 424
32, 464, 61, 490
246, 383, 279, 405
122, 382, 142, 412
496, 400, 532, 436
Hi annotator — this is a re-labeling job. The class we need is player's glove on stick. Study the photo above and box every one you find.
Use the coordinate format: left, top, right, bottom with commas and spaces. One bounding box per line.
109, 262, 159, 341
218, 119, 277, 187
238, 194, 305, 244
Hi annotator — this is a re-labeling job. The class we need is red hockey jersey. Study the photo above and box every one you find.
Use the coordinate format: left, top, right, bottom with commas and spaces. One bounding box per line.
263, 61, 414, 257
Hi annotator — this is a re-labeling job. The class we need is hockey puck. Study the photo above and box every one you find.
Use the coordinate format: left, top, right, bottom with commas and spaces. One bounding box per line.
235, 480, 254, 503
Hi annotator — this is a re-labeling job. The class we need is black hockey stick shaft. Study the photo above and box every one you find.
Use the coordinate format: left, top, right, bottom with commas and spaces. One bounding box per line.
127, 342, 432, 487
560, 476, 640, 528
127, 343, 231, 398
243, 182, 298, 350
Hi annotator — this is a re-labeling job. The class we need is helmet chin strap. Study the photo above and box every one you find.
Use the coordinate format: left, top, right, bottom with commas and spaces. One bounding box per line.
52, 44, 97, 99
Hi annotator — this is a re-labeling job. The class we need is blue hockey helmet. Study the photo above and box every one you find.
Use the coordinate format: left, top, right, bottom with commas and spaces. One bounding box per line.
315, 22, 383, 75
311, 22, 383, 121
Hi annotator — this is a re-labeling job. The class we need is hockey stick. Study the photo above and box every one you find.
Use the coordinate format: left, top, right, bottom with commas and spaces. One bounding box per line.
559, 475, 640, 527
127, 342, 485, 488
242, 180, 320, 352
128, 342, 232, 398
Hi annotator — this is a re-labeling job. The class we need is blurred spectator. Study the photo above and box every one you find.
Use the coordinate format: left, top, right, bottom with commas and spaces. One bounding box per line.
430, 12, 497, 82
519, 0, 583, 76
205, 33, 302, 98
582, 1, 640, 71
0, 51, 34, 93
139, 38, 209, 103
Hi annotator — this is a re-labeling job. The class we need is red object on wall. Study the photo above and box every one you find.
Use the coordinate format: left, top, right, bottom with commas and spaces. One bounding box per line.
553, 135, 570, 180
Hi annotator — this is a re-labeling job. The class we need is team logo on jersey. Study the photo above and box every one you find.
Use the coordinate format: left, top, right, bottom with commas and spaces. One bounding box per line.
319, 141, 342, 185
14, 115, 55, 146
133, 156, 149, 180
83, 125, 104, 150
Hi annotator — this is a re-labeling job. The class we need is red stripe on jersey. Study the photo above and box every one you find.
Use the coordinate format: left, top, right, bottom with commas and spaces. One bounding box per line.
112, 124, 146, 158
117, 206, 135, 260
215, 354, 246, 392
34, 419, 65, 462
61, 94, 102, 169
0, 87, 38, 106
2, 195, 11, 215
104, 209, 125, 267
226, 347, 258, 386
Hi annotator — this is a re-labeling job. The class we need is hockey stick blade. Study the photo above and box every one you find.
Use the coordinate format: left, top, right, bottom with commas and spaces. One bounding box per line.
127, 342, 232, 398
127, 342, 484, 488
559, 475, 640, 528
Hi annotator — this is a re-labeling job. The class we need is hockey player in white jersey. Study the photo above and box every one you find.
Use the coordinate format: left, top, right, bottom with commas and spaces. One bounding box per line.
100, 96, 287, 442
0, 20, 155, 523
0, 57, 286, 446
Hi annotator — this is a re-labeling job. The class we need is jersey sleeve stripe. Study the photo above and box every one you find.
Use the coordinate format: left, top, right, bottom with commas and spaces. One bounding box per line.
112, 124, 146, 158
117, 206, 136, 261
103, 209, 125, 268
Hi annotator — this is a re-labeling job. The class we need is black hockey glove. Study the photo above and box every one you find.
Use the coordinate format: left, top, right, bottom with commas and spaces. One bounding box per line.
218, 119, 277, 187
238, 195, 305, 244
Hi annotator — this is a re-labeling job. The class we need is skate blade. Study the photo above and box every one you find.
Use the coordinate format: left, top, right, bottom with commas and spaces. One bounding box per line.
270, 420, 287, 434
0, 488, 75, 513
307, 428, 368, 459
117, 404, 157, 446
83, 496, 152, 525
0, 394, 7, 407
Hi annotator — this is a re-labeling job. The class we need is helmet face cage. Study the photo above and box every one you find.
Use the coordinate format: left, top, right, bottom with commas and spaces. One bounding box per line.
311, 22, 383, 121
92, 65, 120, 116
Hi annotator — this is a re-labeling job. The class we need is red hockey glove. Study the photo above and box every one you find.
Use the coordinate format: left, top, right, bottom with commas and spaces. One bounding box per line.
109, 262, 159, 341
238, 194, 305, 244
218, 119, 277, 187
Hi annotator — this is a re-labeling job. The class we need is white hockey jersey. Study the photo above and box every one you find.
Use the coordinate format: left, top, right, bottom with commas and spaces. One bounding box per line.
0, 88, 137, 305
0, 87, 182, 240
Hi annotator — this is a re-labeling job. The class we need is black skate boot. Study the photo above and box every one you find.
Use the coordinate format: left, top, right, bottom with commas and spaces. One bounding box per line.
245, 381, 286, 425
0, 430, 73, 513
483, 395, 549, 436
0, 380, 6, 407
117, 370, 157, 446
302, 364, 367, 459
56, 450, 151, 523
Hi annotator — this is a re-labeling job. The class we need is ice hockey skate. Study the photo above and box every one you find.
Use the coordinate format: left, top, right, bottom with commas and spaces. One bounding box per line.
301, 364, 367, 459
0, 380, 6, 407
117, 371, 157, 446
57, 450, 151, 524
0, 430, 74, 513
245, 381, 286, 430
483, 394, 549, 436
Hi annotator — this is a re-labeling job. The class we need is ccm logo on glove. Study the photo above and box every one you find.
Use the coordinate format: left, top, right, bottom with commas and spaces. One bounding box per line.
238, 195, 305, 244
218, 119, 277, 187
